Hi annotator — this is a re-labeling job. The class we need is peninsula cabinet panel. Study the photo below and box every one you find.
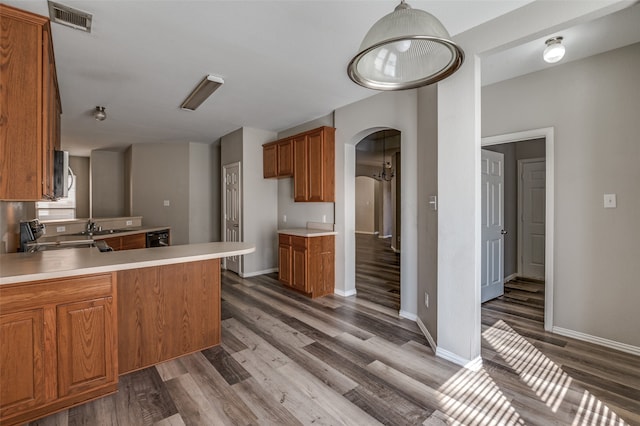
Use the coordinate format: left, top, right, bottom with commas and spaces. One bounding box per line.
0, 272, 116, 426
57, 297, 116, 398
0, 309, 46, 417
117, 259, 221, 374
0, 4, 61, 201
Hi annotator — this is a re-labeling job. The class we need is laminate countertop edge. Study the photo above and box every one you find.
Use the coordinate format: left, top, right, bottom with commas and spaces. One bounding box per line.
277, 229, 337, 237
0, 242, 255, 286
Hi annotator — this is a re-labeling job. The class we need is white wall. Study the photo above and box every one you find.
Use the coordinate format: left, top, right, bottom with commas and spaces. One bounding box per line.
91, 150, 125, 218
334, 91, 418, 319
241, 127, 278, 276
483, 43, 640, 348
189, 142, 214, 243
436, 0, 632, 365
355, 176, 375, 233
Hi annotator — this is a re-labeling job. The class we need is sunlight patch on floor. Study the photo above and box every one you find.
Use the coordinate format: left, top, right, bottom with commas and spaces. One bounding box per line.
483, 320, 627, 425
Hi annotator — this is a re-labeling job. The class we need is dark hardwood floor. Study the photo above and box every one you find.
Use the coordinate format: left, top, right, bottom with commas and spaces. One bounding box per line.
30, 249, 640, 425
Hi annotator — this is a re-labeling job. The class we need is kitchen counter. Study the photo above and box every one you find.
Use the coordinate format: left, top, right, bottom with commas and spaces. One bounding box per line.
0, 242, 255, 285
277, 228, 337, 237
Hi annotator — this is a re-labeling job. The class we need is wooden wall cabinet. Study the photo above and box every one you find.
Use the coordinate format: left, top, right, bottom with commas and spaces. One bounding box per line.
293, 127, 335, 202
0, 273, 117, 426
117, 259, 221, 374
263, 138, 293, 178
0, 4, 62, 201
278, 234, 335, 298
102, 232, 147, 251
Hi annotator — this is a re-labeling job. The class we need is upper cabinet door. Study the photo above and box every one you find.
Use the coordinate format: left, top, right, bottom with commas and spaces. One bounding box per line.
263, 144, 278, 178
307, 130, 324, 202
277, 139, 293, 176
293, 135, 309, 201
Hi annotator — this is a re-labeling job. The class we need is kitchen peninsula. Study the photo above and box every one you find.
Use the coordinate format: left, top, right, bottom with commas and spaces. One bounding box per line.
0, 242, 254, 426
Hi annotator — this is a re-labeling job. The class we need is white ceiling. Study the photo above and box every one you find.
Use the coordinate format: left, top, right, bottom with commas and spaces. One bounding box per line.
5, 1, 639, 156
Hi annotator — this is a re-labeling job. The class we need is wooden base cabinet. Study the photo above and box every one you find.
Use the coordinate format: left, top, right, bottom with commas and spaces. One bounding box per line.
117, 259, 221, 374
278, 234, 334, 298
101, 232, 147, 251
0, 273, 117, 426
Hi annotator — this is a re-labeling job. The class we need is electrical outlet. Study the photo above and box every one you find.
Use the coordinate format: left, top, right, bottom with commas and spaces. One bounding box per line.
604, 193, 616, 208
322, 215, 326, 223
424, 292, 429, 308
126, 220, 133, 226
56, 226, 66, 233
163, 200, 170, 207
283, 215, 287, 223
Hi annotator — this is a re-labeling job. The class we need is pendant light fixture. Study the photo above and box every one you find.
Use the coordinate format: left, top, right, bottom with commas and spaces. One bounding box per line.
372, 132, 395, 181
348, 0, 464, 90
543, 36, 565, 63
94, 106, 106, 121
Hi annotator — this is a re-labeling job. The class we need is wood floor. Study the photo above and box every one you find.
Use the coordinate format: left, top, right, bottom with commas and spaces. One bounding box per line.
29, 244, 640, 425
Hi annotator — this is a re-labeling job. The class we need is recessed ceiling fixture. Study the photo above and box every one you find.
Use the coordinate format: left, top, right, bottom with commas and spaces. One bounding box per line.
543, 36, 565, 63
347, 0, 464, 90
180, 75, 224, 111
48, 1, 92, 32
94, 106, 106, 121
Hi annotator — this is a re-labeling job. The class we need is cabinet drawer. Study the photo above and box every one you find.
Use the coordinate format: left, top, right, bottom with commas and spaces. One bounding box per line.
279, 234, 291, 245
291, 236, 308, 248
0, 273, 114, 313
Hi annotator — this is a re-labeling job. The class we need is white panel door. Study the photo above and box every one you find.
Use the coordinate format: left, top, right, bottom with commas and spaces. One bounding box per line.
481, 150, 505, 303
223, 162, 241, 273
520, 160, 545, 279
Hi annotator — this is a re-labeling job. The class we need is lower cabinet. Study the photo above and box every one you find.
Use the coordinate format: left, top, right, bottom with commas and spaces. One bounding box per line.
0, 273, 117, 426
101, 232, 147, 251
278, 234, 334, 298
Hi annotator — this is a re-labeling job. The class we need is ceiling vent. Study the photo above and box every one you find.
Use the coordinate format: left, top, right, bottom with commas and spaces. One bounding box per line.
48, 1, 92, 33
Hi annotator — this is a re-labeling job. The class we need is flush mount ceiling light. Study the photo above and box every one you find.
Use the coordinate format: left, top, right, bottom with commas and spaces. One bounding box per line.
543, 36, 565, 63
180, 75, 224, 111
94, 106, 106, 121
347, 0, 464, 90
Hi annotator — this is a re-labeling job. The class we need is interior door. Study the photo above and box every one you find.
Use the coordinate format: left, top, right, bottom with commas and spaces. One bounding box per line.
520, 159, 546, 279
481, 149, 505, 303
223, 162, 241, 273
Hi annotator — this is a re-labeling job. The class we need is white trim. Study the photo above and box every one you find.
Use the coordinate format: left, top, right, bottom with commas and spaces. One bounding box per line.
416, 317, 437, 353
552, 326, 640, 357
391, 246, 400, 253
482, 127, 554, 332
378, 234, 392, 239
239, 268, 278, 278
399, 310, 417, 321
334, 288, 357, 297
517, 158, 545, 280
503, 273, 517, 284
355, 231, 378, 235
435, 348, 483, 371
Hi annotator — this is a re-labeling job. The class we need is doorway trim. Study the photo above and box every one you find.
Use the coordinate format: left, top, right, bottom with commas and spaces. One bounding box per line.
482, 127, 554, 331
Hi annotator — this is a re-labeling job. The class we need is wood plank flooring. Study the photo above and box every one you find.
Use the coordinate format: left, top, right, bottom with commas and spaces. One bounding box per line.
29, 250, 640, 425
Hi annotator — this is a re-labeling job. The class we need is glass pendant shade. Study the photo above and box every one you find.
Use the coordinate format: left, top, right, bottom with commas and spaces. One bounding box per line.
348, 1, 464, 90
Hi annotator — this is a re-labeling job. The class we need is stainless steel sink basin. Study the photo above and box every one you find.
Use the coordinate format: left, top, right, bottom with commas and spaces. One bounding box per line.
70, 229, 124, 236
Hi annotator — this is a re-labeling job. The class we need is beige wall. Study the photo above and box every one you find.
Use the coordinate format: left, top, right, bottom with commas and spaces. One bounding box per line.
355, 176, 375, 233
483, 43, 640, 347
91, 150, 125, 218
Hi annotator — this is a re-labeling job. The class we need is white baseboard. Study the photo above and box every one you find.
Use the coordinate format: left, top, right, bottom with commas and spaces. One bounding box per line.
399, 310, 417, 321
416, 317, 437, 353
504, 273, 518, 283
435, 347, 483, 371
378, 234, 392, 239
391, 246, 400, 253
239, 268, 278, 278
552, 326, 640, 356
355, 231, 378, 235
334, 288, 357, 297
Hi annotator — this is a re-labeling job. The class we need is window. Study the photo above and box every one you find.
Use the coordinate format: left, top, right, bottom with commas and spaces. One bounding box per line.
36, 169, 76, 220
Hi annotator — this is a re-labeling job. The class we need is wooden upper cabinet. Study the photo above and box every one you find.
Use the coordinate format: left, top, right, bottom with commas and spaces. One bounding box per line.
0, 4, 61, 201
263, 138, 293, 178
293, 126, 335, 202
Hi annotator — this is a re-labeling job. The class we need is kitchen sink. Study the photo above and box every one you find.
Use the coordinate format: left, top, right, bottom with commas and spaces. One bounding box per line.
70, 229, 126, 236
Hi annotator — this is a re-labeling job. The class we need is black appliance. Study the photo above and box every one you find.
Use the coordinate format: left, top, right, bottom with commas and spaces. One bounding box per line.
146, 229, 170, 247
53, 150, 71, 198
19, 219, 45, 252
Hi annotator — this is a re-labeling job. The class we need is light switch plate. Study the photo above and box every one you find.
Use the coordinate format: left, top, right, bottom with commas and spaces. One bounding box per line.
163, 200, 170, 207
126, 220, 133, 226
604, 193, 616, 208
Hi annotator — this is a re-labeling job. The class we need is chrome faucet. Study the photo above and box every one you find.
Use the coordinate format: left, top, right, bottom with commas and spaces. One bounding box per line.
87, 220, 97, 234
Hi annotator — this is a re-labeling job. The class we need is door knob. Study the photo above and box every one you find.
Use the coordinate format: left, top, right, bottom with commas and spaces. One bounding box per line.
501, 229, 507, 235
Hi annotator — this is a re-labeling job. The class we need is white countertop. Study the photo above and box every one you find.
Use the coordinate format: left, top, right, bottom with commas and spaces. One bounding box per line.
0, 242, 255, 286
277, 228, 337, 237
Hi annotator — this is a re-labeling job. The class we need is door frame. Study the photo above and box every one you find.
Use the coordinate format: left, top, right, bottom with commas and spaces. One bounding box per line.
482, 127, 554, 331
517, 157, 545, 279
222, 161, 242, 272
